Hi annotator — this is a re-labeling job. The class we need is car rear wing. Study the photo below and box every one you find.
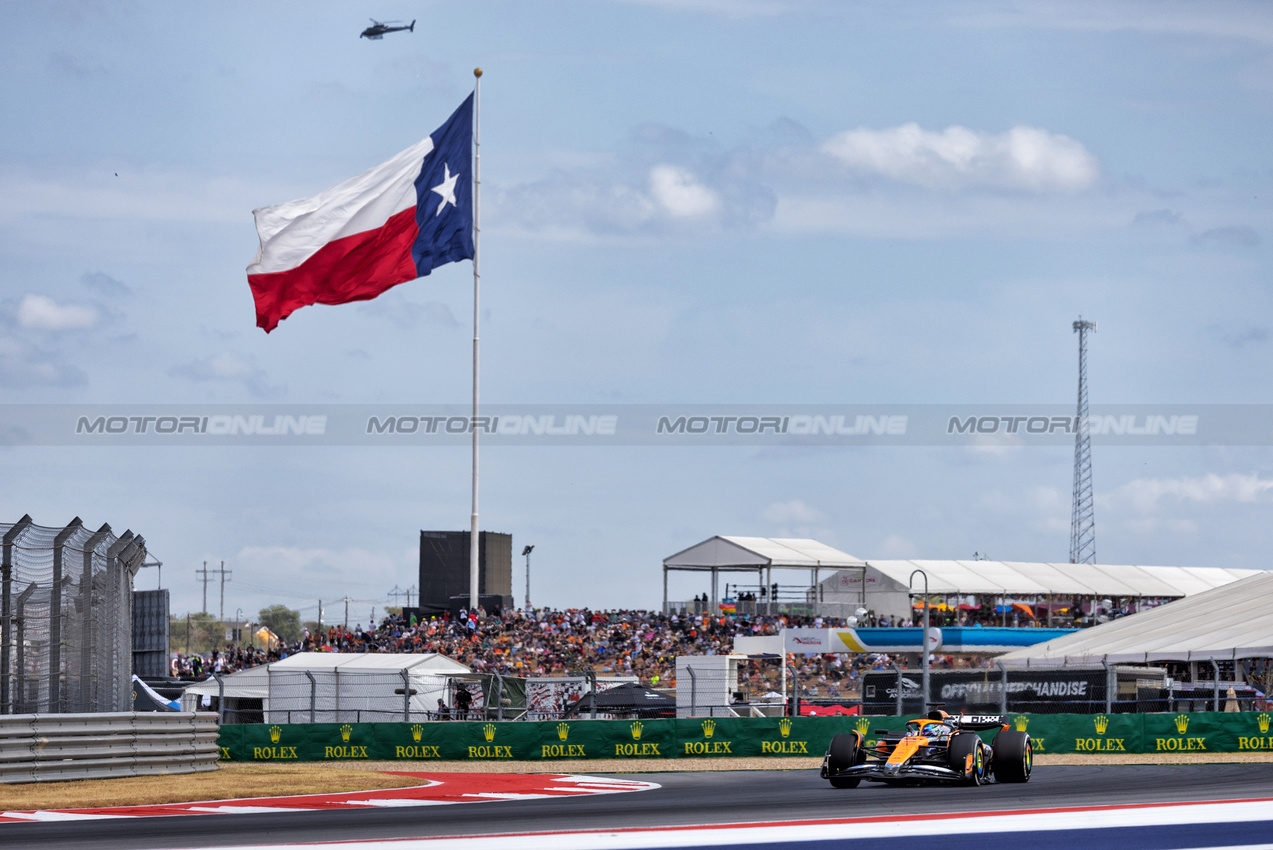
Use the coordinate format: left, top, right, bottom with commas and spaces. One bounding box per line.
950, 714, 1009, 731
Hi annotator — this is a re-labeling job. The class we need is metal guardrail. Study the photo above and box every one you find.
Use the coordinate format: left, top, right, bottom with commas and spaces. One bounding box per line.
0, 711, 220, 784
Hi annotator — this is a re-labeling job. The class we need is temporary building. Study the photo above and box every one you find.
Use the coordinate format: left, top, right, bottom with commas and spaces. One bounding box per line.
663, 536, 867, 612
996, 570, 1273, 667
818, 559, 1259, 622
181, 652, 470, 723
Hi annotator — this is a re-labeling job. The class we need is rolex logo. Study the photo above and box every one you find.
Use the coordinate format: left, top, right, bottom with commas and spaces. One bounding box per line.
411, 724, 423, 743
340, 724, 353, 743
630, 721, 644, 740
1174, 714, 1190, 734
557, 722, 570, 741
269, 725, 282, 744
702, 719, 716, 738
855, 717, 871, 736
779, 718, 792, 738
1094, 715, 1109, 735
483, 723, 497, 743
1014, 716, 1029, 732
1259, 713, 1271, 734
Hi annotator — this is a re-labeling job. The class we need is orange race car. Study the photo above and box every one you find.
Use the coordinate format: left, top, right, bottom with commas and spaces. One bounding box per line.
820, 710, 1032, 788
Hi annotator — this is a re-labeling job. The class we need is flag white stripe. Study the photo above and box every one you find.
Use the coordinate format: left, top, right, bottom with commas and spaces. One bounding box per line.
247, 136, 435, 276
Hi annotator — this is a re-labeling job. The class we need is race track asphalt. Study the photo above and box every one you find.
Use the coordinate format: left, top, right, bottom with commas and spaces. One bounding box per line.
8, 764, 1273, 849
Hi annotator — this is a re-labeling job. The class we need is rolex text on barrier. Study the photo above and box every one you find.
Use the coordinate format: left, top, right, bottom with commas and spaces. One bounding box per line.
215, 713, 1272, 762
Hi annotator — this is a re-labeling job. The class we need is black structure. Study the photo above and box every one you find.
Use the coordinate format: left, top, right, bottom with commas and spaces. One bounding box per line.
132, 589, 170, 680
419, 531, 513, 612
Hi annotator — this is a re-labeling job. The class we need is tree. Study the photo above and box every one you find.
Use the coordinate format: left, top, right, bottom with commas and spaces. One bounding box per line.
258, 604, 301, 644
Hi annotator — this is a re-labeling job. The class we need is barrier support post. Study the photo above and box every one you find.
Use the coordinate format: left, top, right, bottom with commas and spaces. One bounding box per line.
214, 674, 225, 724
1211, 659, 1221, 712
1103, 657, 1112, 714
997, 662, 1008, 715
305, 671, 317, 723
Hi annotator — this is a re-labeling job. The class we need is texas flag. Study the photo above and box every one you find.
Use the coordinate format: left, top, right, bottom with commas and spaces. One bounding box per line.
247, 94, 474, 332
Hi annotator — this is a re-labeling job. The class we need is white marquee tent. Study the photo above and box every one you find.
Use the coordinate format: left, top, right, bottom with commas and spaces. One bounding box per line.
995, 570, 1273, 666
182, 652, 470, 722
662, 536, 867, 612
819, 559, 1259, 622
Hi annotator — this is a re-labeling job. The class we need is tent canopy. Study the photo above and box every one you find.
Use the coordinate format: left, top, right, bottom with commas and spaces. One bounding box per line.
182, 652, 470, 703
997, 570, 1273, 666
664, 536, 866, 571
862, 559, 1258, 599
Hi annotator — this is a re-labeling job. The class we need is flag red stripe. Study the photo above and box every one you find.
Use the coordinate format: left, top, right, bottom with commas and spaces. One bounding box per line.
248, 207, 420, 332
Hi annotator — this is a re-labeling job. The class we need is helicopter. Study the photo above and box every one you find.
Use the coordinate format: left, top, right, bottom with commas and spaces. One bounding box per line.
360, 19, 415, 39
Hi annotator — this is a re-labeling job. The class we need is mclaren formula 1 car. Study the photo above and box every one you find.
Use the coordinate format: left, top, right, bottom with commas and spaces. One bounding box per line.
821, 710, 1032, 787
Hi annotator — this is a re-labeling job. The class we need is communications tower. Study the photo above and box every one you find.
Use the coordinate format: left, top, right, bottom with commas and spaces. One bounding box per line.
1069, 318, 1097, 564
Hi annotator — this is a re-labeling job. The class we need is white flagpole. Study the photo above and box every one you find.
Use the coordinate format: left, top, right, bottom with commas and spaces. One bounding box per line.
469, 68, 482, 613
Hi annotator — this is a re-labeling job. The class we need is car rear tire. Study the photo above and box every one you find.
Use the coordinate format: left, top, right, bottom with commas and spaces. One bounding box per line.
992, 730, 1032, 783
948, 732, 982, 786
827, 732, 863, 788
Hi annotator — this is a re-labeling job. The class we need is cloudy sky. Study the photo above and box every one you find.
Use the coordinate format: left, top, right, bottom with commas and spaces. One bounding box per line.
2, 1, 1272, 625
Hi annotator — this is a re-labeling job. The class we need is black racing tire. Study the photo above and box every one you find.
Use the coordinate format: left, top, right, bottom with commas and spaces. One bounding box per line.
948, 732, 982, 786
992, 730, 1032, 783
827, 732, 863, 788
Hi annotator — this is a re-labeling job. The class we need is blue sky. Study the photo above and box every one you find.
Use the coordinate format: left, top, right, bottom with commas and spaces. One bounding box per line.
2, 1, 1272, 624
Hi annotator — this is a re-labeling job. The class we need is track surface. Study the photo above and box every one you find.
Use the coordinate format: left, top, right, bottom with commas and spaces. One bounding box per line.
7, 764, 1273, 849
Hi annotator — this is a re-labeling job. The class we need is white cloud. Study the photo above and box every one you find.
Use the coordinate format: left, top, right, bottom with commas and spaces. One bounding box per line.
169, 352, 281, 398
1107, 472, 1273, 513
17, 294, 99, 331
761, 499, 824, 525
821, 123, 1099, 192
648, 165, 721, 217
0, 336, 86, 387
877, 534, 917, 557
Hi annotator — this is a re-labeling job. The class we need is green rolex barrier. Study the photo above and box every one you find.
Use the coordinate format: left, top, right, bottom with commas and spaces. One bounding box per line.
217, 711, 1273, 762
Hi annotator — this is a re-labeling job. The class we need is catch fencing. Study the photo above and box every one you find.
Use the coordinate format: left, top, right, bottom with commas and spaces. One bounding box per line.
1, 515, 147, 715
197, 670, 645, 724
0, 711, 219, 783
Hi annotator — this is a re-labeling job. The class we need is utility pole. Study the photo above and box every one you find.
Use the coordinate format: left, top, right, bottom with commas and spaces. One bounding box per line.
344, 596, 349, 632
388, 585, 404, 608
214, 560, 232, 623
196, 562, 211, 614
406, 585, 416, 608
1070, 318, 1097, 565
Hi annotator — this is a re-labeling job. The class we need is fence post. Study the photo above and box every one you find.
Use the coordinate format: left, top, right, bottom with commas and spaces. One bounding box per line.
787, 664, 799, 717
997, 662, 1008, 715
492, 673, 504, 721
401, 670, 411, 721
1211, 659, 1221, 712
214, 674, 225, 724
305, 671, 317, 723
1102, 657, 1112, 714
892, 664, 903, 716
687, 666, 697, 717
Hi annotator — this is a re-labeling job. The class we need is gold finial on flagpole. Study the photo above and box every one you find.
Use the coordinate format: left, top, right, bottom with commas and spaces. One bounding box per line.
474, 68, 482, 78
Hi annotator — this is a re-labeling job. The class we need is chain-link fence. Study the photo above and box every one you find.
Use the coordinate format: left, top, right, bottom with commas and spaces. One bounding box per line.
1, 515, 146, 714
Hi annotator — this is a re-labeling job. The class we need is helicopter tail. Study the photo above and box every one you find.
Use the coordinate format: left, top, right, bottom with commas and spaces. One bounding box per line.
409, 20, 416, 32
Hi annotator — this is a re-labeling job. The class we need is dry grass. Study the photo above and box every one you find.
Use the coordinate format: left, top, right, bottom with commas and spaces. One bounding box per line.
0, 764, 425, 811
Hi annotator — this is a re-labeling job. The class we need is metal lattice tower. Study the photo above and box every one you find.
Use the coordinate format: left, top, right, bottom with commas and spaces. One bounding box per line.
1069, 318, 1097, 564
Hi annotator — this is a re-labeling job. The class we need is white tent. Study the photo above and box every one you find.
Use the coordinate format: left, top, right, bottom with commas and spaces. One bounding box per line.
817, 559, 1260, 621
662, 536, 866, 612
996, 571, 1273, 666
182, 652, 470, 722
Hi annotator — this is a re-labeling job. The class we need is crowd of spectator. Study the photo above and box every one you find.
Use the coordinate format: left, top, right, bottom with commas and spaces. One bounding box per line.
170, 606, 1010, 699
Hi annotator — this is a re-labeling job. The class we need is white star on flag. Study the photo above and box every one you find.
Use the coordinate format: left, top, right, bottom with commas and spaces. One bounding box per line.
431, 163, 459, 217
